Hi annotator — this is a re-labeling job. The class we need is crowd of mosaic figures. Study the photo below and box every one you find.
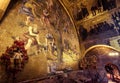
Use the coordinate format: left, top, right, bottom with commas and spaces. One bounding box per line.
74, 0, 117, 21
112, 8, 120, 31
79, 8, 120, 41
79, 22, 114, 41
79, 21, 115, 41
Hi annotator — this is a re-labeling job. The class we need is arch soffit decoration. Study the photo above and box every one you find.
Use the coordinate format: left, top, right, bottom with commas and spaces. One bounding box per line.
58, 0, 83, 57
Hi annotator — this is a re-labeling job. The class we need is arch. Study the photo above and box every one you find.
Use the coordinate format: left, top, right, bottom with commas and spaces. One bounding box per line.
79, 44, 120, 70
82, 44, 120, 59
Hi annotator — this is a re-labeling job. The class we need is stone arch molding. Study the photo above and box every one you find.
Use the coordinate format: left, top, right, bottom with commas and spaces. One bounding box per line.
83, 45, 120, 58
79, 45, 120, 70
